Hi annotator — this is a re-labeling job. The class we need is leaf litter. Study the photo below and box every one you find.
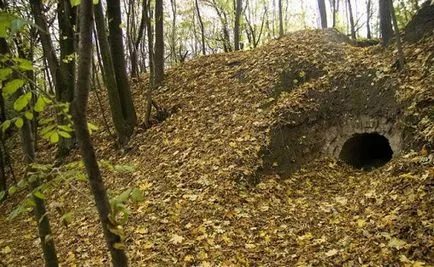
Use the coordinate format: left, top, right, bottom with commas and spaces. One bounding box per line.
0, 29, 433, 265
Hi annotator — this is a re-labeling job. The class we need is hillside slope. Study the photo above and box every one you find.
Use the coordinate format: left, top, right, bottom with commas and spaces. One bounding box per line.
0, 29, 433, 266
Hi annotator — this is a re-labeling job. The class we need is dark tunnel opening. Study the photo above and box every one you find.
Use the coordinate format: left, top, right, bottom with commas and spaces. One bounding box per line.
339, 132, 393, 170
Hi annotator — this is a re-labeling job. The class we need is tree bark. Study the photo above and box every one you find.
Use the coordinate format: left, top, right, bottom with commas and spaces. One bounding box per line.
234, 0, 242, 50
379, 0, 393, 45
278, 0, 284, 36
195, 0, 206, 55
347, 0, 356, 39
72, 1, 129, 266
318, 0, 327, 28
389, 0, 405, 69
106, 0, 137, 129
131, 0, 148, 77
30, 0, 72, 157
154, 0, 164, 87
366, 0, 372, 38
94, 2, 131, 145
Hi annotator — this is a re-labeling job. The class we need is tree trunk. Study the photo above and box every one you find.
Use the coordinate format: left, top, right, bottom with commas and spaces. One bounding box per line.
94, 2, 131, 145
379, 0, 393, 45
278, 0, 284, 36
131, 0, 148, 77
106, 0, 137, 129
195, 0, 206, 55
389, 0, 405, 69
347, 0, 356, 39
72, 1, 129, 266
331, 0, 337, 28
318, 0, 328, 28
366, 0, 372, 38
234, 0, 242, 50
57, 0, 76, 156
154, 0, 164, 87
144, 0, 154, 128
30, 0, 72, 157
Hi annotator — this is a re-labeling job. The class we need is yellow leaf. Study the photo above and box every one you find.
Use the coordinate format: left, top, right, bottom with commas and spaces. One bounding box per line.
388, 238, 407, 250
357, 219, 366, 227
170, 234, 184, 244
184, 255, 194, 262
298, 232, 313, 241
245, 243, 256, 249
197, 250, 208, 260
1, 246, 11, 254
325, 249, 338, 257
143, 241, 154, 249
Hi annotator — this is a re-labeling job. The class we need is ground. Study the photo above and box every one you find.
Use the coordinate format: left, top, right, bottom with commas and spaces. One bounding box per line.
0, 28, 433, 266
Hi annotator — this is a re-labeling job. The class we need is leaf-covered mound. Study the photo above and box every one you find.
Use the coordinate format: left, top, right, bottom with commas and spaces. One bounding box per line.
0, 29, 433, 265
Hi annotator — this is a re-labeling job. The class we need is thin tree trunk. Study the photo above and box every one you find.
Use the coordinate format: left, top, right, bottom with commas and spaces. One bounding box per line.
331, 0, 337, 28
30, 0, 72, 157
318, 0, 328, 28
131, 0, 148, 77
366, 0, 372, 38
389, 0, 405, 69
94, 1, 131, 145
195, 0, 206, 55
144, 0, 154, 128
347, 0, 356, 39
379, 0, 393, 45
278, 0, 284, 36
106, 0, 137, 129
234, 0, 242, 50
154, 0, 164, 86
72, 1, 129, 266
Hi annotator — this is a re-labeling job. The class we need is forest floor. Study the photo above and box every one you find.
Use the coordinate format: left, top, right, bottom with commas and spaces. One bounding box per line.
0, 29, 433, 266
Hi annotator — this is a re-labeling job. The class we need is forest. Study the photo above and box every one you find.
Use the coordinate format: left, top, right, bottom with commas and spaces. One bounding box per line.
0, 0, 433, 265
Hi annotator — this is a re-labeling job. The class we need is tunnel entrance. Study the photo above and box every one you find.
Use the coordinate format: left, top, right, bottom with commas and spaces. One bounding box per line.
339, 132, 393, 170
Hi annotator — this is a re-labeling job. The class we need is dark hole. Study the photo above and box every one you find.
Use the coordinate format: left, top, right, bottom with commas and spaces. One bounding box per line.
339, 132, 393, 170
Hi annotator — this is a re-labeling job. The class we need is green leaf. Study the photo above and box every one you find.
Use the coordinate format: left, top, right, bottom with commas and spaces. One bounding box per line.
58, 131, 72, 138
93, 0, 99, 4
58, 125, 73, 132
24, 111, 33, 120
61, 212, 73, 226
87, 122, 99, 134
14, 117, 23, 128
15, 58, 33, 71
131, 188, 144, 202
34, 96, 47, 112
2, 79, 25, 97
8, 186, 17, 196
10, 18, 26, 35
0, 67, 12, 81
116, 188, 132, 203
114, 164, 135, 173
13, 92, 32, 111
49, 132, 59, 144
70, 0, 80, 7
33, 191, 45, 200
1, 120, 11, 132
0, 191, 6, 200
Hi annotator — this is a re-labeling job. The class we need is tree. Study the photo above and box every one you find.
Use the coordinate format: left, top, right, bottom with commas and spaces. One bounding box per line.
195, 0, 206, 55
278, 0, 284, 36
318, 0, 328, 28
366, 0, 372, 38
94, 1, 132, 145
154, 0, 164, 87
347, 0, 356, 39
71, 1, 129, 265
106, 0, 137, 133
234, 0, 242, 49
379, 0, 393, 45
389, 0, 405, 69
29, 0, 72, 157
